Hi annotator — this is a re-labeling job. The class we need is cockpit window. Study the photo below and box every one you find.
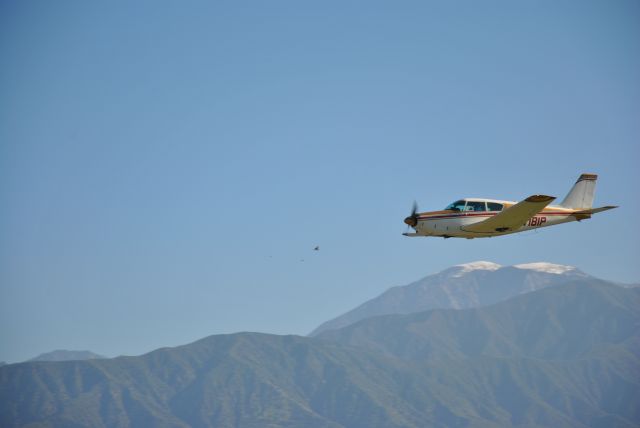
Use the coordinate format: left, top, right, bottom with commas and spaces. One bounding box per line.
465, 201, 487, 212
445, 200, 466, 212
487, 202, 504, 212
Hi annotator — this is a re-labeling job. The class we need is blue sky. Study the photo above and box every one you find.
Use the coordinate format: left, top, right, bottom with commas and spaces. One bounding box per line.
1, 1, 638, 363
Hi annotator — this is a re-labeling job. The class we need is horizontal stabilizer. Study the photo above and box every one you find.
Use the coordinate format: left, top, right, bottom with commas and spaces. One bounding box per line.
463, 195, 555, 233
573, 205, 618, 220
574, 206, 618, 215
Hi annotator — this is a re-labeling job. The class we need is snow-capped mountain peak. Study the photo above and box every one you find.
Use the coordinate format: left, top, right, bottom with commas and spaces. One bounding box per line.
448, 261, 502, 277
310, 261, 598, 336
513, 262, 577, 275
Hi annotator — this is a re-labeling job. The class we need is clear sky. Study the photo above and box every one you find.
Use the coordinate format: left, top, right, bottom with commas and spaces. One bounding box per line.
1, 1, 638, 363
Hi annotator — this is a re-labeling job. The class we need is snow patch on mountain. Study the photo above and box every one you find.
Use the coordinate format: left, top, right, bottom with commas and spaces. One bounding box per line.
448, 261, 502, 277
513, 262, 577, 275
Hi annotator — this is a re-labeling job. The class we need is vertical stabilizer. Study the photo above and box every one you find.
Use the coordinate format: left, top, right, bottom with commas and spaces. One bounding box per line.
559, 174, 597, 209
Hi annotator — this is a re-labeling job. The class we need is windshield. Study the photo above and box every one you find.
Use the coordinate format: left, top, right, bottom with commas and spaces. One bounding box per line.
444, 200, 466, 212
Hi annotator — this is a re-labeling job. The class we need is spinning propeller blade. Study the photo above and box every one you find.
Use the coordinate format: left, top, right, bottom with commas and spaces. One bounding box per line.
404, 201, 419, 228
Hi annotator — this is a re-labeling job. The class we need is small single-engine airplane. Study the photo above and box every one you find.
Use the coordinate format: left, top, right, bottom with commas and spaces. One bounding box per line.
403, 173, 617, 239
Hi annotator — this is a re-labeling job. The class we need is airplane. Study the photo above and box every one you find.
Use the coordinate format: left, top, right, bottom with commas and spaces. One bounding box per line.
403, 173, 617, 239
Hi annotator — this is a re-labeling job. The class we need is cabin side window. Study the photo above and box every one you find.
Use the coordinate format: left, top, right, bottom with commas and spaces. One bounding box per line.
487, 202, 504, 212
445, 200, 466, 212
465, 201, 487, 212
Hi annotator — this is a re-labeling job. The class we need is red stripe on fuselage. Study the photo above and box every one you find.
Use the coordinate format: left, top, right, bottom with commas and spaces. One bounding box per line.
417, 212, 572, 221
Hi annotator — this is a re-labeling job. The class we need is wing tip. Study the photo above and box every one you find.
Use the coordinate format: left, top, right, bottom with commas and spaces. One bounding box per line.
525, 195, 555, 203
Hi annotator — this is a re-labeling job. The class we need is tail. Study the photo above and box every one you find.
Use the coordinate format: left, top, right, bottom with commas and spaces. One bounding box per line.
559, 173, 598, 209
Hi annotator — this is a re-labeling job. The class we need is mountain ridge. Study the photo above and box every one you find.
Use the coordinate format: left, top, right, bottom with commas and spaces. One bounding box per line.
1, 279, 638, 427
28, 349, 106, 362
315, 279, 640, 361
309, 261, 593, 336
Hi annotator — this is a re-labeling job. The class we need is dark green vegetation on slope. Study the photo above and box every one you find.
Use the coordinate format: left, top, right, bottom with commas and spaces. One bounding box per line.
1, 281, 639, 427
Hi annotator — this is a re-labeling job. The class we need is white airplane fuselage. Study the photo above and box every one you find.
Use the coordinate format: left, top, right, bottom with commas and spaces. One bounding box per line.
409, 200, 577, 239
403, 174, 617, 239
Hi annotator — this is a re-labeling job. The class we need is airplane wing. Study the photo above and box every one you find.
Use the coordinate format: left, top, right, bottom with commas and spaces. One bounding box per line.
462, 195, 555, 233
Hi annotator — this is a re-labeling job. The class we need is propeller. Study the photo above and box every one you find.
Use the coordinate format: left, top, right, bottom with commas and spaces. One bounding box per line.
404, 201, 419, 228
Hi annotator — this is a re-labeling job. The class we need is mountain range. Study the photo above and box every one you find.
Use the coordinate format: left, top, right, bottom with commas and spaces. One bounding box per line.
1, 263, 638, 427
310, 261, 596, 335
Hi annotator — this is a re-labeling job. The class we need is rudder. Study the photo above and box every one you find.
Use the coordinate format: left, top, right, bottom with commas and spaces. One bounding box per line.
559, 173, 597, 209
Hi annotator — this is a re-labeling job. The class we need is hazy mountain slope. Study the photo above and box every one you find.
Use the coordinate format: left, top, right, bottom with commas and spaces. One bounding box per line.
316, 280, 640, 361
0, 334, 432, 428
312, 280, 640, 426
310, 262, 592, 336
1, 281, 638, 427
2, 336, 638, 427
415, 353, 640, 428
28, 350, 106, 362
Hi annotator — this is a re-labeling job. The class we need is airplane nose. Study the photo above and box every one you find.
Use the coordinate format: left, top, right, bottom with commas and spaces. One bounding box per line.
405, 201, 419, 228
404, 216, 417, 227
